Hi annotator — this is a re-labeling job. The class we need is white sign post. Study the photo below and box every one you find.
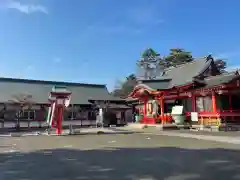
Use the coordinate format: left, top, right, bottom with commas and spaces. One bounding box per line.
191, 112, 198, 122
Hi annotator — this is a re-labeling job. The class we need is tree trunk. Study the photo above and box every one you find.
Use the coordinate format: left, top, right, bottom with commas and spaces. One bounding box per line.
16, 108, 22, 132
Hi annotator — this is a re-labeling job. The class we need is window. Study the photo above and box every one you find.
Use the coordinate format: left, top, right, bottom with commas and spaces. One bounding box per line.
67, 111, 77, 120
88, 111, 96, 120
21, 110, 35, 120
23, 111, 29, 119
29, 111, 35, 119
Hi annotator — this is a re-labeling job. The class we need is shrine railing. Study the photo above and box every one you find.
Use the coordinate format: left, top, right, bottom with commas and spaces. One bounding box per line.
185, 110, 240, 123
185, 110, 240, 116
150, 110, 240, 124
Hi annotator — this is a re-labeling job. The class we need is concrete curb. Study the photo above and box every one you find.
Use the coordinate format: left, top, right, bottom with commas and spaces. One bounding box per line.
0, 130, 141, 137
42, 130, 141, 136
0, 134, 12, 137
0, 133, 41, 137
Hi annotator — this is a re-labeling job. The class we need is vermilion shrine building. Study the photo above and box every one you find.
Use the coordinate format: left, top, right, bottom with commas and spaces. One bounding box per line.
129, 56, 240, 127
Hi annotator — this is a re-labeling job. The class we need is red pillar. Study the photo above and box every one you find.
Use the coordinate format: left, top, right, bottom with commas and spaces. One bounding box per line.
212, 91, 217, 113
160, 98, 164, 123
56, 106, 63, 135
143, 99, 147, 124
229, 93, 234, 121
192, 95, 196, 112
229, 94, 232, 111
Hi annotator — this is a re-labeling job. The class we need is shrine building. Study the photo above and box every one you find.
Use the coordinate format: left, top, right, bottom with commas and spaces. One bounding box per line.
0, 78, 128, 128
128, 55, 240, 127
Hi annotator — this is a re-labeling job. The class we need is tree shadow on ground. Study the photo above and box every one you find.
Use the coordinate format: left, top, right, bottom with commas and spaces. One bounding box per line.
0, 147, 240, 180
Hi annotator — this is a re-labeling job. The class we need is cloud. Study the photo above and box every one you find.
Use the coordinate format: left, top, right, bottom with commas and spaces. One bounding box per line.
53, 57, 61, 63
0, 0, 48, 14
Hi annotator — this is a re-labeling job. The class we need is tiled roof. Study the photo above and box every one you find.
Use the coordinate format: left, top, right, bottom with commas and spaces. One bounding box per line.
0, 77, 121, 104
161, 57, 211, 87
138, 57, 212, 90
204, 71, 239, 88
139, 79, 171, 90
108, 104, 131, 109
125, 97, 138, 102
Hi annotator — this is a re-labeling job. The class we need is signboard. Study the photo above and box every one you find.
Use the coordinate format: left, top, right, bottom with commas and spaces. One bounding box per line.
171, 105, 183, 115
52, 86, 70, 93
191, 112, 198, 122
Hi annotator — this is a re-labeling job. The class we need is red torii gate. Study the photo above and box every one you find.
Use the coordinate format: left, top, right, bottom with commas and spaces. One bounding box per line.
48, 86, 71, 135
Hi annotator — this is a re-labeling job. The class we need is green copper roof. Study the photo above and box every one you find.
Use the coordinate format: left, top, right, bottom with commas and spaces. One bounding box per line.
162, 57, 212, 87
140, 79, 171, 90
204, 71, 239, 87
141, 48, 159, 57
0, 77, 121, 104
138, 56, 214, 90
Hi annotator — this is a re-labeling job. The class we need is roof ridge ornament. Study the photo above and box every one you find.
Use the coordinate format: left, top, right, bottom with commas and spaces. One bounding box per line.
206, 54, 213, 62
235, 70, 239, 75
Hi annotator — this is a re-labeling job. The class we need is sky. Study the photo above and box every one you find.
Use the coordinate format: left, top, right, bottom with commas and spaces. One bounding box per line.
0, 0, 240, 91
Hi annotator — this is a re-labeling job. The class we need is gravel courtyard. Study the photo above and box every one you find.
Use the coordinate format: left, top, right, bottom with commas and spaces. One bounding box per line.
0, 134, 240, 180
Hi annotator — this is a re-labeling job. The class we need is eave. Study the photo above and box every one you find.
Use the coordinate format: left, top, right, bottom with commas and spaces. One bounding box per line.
128, 85, 165, 99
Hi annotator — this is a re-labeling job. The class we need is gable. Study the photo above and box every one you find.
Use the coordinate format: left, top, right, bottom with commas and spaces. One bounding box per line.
199, 60, 221, 78
139, 79, 171, 90
160, 56, 212, 87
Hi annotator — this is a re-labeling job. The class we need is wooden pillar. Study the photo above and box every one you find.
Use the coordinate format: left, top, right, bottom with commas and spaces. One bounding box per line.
212, 91, 217, 113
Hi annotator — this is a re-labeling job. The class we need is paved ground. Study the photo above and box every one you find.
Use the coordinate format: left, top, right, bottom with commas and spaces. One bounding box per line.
0, 134, 240, 180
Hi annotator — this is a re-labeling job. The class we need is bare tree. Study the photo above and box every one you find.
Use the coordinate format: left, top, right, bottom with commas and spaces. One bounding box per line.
0, 104, 6, 128
9, 94, 35, 131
